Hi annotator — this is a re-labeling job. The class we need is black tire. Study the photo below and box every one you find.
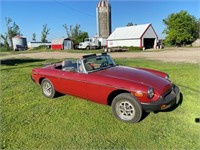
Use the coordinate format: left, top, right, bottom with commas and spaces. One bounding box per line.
111, 93, 142, 123
41, 79, 56, 98
86, 46, 90, 50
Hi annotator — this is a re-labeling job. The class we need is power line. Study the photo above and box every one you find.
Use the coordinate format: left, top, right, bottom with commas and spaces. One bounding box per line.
54, 0, 95, 18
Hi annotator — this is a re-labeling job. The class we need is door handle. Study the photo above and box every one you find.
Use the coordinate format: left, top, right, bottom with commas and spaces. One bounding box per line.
59, 73, 65, 79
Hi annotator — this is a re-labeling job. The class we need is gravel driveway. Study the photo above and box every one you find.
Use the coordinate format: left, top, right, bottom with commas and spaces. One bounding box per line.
0, 47, 199, 64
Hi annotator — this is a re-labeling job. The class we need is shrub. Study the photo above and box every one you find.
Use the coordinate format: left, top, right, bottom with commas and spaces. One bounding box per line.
31, 45, 49, 50
0, 46, 12, 52
128, 46, 142, 51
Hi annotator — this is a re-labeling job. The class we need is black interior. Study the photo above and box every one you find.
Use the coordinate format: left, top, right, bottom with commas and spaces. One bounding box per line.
143, 38, 155, 49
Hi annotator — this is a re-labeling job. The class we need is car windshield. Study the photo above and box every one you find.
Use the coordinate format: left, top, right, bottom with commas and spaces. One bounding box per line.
83, 55, 116, 72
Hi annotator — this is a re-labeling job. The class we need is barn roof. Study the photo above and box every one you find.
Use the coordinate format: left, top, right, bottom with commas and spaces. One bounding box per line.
107, 24, 152, 40
51, 37, 71, 45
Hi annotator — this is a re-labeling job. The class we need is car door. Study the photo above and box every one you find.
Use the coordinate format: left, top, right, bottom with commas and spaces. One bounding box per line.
59, 70, 88, 99
85, 73, 116, 105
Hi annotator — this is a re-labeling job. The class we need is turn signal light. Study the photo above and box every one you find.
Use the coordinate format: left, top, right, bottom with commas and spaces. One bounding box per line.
161, 104, 167, 109
134, 91, 143, 97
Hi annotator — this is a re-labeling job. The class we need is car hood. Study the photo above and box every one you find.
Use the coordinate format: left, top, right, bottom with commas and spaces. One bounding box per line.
94, 66, 171, 94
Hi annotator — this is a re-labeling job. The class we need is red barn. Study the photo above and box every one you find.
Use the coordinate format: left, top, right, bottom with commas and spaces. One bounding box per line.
51, 38, 73, 50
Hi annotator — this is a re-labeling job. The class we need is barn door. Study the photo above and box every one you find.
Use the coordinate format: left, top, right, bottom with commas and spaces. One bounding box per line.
143, 38, 155, 49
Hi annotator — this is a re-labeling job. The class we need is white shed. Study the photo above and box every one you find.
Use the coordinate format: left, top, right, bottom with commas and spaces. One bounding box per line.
51, 38, 73, 50
107, 24, 158, 49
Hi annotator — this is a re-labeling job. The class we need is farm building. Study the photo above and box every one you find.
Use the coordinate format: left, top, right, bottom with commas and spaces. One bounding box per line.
12, 35, 27, 51
28, 42, 51, 49
51, 38, 73, 50
96, 0, 112, 38
107, 24, 158, 49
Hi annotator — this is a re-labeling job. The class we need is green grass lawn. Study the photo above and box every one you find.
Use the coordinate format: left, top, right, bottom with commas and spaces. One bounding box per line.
0, 49, 104, 59
0, 58, 200, 149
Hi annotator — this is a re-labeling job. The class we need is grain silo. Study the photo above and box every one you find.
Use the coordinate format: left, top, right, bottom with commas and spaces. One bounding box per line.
96, 0, 112, 39
12, 35, 27, 51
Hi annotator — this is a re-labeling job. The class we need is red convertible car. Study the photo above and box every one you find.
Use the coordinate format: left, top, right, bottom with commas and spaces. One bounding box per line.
31, 53, 180, 123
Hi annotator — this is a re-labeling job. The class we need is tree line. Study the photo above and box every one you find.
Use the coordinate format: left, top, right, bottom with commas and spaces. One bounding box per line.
1, 10, 199, 50
0, 18, 88, 50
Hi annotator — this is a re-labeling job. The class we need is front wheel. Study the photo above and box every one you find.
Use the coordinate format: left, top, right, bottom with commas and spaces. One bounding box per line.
111, 93, 142, 123
41, 79, 56, 98
86, 46, 90, 50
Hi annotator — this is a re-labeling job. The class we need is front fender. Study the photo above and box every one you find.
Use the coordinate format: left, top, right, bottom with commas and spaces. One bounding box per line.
136, 67, 168, 79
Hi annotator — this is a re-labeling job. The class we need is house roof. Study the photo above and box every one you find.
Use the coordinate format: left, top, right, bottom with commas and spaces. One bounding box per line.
51, 37, 71, 45
107, 24, 151, 40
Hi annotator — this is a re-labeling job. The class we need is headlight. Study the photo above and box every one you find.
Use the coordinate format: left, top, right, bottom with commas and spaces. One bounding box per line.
147, 87, 154, 99
165, 74, 169, 80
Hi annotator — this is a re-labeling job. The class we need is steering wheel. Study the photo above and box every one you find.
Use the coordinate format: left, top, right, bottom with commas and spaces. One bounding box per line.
88, 63, 95, 70
100, 61, 108, 68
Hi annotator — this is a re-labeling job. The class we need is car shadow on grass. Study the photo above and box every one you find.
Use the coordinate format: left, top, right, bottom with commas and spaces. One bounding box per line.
139, 110, 151, 122
139, 93, 183, 122
1, 58, 46, 66
155, 92, 183, 113
54, 92, 65, 98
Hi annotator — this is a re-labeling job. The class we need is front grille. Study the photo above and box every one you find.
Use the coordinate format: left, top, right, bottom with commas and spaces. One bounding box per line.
163, 88, 172, 97
161, 85, 174, 100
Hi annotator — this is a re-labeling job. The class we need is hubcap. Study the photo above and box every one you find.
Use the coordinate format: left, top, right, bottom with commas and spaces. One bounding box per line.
116, 100, 135, 121
43, 82, 52, 96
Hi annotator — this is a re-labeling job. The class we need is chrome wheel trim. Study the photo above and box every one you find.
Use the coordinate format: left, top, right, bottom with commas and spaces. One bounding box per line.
115, 100, 136, 121
43, 81, 52, 96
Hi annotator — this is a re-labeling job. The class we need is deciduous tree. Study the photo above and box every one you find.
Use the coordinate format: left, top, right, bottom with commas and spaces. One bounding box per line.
41, 24, 50, 42
0, 17, 21, 49
127, 22, 134, 26
163, 10, 199, 46
63, 24, 88, 44
63, 24, 70, 37
0, 34, 9, 49
32, 33, 36, 41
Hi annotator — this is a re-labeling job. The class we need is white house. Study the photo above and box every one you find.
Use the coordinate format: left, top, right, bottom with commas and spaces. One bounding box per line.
107, 24, 158, 49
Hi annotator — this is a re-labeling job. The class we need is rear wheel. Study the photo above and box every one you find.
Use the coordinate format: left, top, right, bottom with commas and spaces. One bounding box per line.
111, 93, 142, 123
41, 79, 56, 98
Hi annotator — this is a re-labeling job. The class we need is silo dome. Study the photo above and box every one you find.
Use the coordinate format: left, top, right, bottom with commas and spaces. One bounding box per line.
97, 0, 110, 8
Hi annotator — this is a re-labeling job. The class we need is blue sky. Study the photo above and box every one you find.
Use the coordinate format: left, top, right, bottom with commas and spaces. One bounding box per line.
0, 0, 199, 42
